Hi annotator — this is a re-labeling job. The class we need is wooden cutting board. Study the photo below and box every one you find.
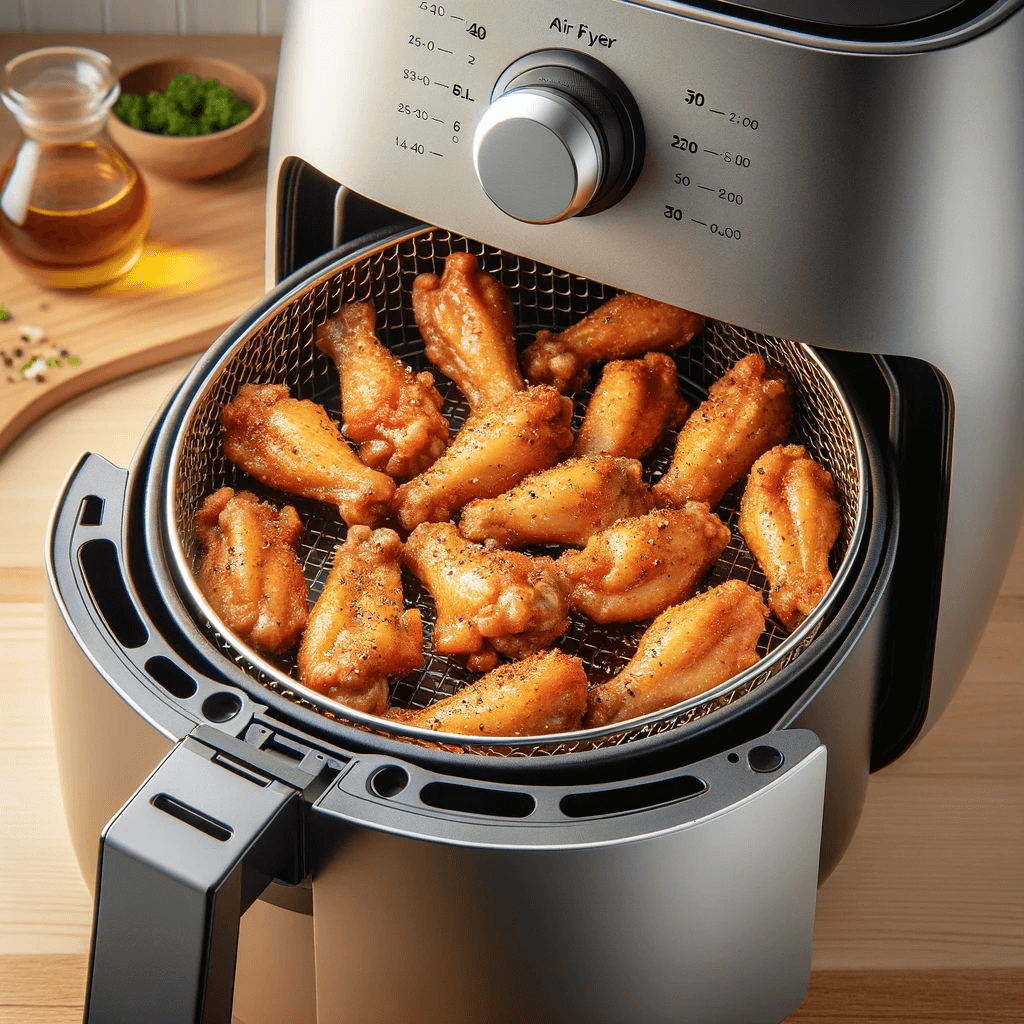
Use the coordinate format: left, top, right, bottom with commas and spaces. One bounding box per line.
0, 32, 280, 457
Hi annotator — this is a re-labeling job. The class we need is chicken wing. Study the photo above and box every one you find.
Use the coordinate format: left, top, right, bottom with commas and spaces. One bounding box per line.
556, 503, 730, 624
412, 250, 526, 410
458, 455, 653, 549
298, 526, 422, 714
316, 301, 449, 479
652, 353, 793, 510
195, 487, 308, 655
221, 383, 395, 526
574, 352, 692, 460
393, 384, 575, 532
404, 521, 571, 672
739, 444, 841, 631
585, 580, 768, 728
384, 649, 588, 737
521, 292, 705, 394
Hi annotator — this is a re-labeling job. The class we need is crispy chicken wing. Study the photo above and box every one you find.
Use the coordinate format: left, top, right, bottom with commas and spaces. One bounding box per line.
652, 354, 793, 510
458, 455, 653, 549
404, 522, 571, 672
574, 352, 692, 460
556, 503, 730, 624
412, 250, 526, 410
195, 487, 308, 655
221, 383, 395, 526
521, 292, 705, 394
393, 384, 575, 532
316, 301, 449, 479
739, 444, 841, 632
585, 580, 768, 728
298, 526, 422, 714
384, 650, 588, 737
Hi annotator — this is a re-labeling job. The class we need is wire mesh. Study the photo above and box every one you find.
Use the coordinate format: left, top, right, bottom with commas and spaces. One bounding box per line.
169, 227, 865, 756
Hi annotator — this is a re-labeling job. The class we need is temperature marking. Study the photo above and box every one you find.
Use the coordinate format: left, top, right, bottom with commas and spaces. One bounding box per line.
692, 219, 708, 226
432, 116, 445, 123
430, 150, 444, 157
435, 81, 450, 89
698, 184, 714, 191
710, 109, 726, 115
704, 149, 720, 156
438, 47, 453, 54
450, 14, 464, 20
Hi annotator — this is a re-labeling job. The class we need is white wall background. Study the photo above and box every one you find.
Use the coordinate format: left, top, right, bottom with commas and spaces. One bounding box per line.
0, 0, 288, 34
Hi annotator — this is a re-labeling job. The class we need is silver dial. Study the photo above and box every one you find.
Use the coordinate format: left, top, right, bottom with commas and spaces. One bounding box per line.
473, 86, 604, 224
473, 51, 645, 225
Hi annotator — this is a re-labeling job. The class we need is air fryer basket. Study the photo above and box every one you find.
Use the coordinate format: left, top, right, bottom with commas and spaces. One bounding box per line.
165, 226, 867, 756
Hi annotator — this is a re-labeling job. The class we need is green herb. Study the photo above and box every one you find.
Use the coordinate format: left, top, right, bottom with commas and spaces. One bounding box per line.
114, 74, 251, 136
0, 304, 9, 321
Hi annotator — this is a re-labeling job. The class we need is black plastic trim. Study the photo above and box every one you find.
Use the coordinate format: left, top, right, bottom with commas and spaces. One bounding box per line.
275, 156, 416, 283
666, 0, 1002, 41
868, 356, 952, 770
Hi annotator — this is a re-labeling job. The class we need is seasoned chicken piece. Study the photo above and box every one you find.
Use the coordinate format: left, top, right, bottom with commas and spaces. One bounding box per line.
739, 444, 841, 632
222, 383, 395, 526
412, 250, 526, 410
521, 292, 705, 394
574, 352, 692, 460
585, 580, 768, 728
652, 354, 793, 510
384, 650, 588, 737
298, 526, 422, 714
393, 385, 575, 532
404, 522, 571, 672
195, 487, 308, 656
458, 455, 653, 549
316, 301, 449, 479
556, 503, 730, 624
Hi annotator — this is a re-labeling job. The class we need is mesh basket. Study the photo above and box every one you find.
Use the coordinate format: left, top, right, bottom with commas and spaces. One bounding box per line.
166, 227, 866, 756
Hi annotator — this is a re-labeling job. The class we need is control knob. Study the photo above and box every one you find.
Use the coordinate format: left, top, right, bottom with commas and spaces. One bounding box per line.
473, 50, 645, 224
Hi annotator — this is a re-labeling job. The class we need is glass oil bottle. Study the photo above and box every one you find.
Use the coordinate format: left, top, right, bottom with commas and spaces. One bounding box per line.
0, 47, 150, 289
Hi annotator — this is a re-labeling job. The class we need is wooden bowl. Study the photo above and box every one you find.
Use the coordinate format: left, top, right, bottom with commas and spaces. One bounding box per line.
107, 56, 268, 180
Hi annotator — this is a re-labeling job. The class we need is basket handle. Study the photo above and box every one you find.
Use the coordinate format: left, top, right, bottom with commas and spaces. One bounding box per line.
84, 730, 330, 1024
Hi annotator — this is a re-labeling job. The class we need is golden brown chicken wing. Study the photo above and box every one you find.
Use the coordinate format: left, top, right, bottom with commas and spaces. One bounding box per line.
412, 250, 526, 410
458, 455, 653, 549
652, 354, 793, 510
195, 488, 308, 656
316, 301, 449, 479
556, 503, 730, 624
404, 522, 571, 672
521, 292, 706, 394
384, 649, 588, 737
738, 444, 841, 632
298, 526, 422, 714
585, 579, 767, 728
574, 352, 692, 460
392, 384, 575, 532
221, 383, 395, 526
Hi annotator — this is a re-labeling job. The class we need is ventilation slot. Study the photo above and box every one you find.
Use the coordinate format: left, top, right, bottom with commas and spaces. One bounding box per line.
78, 495, 104, 526
559, 775, 706, 819
145, 656, 198, 700
151, 794, 232, 842
78, 539, 148, 649
420, 781, 535, 819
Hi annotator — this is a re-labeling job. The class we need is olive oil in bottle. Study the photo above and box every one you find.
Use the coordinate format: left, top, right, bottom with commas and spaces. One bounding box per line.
0, 47, 150, 289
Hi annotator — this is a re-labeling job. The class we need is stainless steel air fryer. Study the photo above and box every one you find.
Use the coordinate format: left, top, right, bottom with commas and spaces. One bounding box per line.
45, 2, 1024, 1023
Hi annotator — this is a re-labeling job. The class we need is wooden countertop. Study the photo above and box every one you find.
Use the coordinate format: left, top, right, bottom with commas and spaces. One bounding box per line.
1, 32, 1021, 1024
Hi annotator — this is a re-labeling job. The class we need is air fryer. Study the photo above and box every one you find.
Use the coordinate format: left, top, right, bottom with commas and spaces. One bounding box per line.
45, 2, 1024, 1023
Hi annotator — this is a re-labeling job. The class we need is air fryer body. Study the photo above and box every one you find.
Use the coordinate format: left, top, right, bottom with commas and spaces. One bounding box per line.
42, 2, 1024, 1023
